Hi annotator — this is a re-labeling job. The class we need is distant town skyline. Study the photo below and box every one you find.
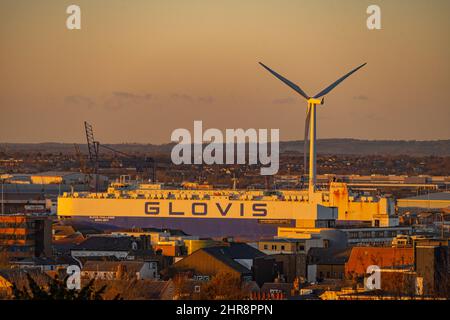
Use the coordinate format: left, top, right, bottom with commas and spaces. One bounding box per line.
1, 0, 449, 143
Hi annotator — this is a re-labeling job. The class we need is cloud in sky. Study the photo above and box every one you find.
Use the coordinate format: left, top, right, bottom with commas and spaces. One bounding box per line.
104, 92, 153, 110
65, 95, 95, 109
113, 91, 152, 102
65, 92, 213, 112
170, 93, 215, 104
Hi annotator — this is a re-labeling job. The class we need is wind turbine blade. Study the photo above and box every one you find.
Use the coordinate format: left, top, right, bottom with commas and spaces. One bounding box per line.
313, 63, 367, 99
304, 105, 311, 175
259, 62, 310, 100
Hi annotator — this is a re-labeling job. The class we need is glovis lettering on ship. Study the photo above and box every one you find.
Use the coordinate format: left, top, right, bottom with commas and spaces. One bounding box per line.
144, 202, 268, 218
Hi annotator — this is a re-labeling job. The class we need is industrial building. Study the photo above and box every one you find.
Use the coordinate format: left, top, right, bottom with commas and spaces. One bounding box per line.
397, 192, 450, 212
263, 228, 348, 254
0, 171, 106, 214
339, 225, 413, 246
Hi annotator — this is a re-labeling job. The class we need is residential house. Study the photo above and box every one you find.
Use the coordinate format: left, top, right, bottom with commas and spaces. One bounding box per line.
253, 253, 307, 287
307, 247, 352, 282
258, 238, 306, 255
82, 260, 159, 280
10, 256, 79, 272
71, 235, 152, 261
166, 243, 265, 281
260, 282, 293, 299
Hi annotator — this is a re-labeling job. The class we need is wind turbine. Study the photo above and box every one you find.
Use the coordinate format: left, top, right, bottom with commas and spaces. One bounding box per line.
259, 61, 366, 195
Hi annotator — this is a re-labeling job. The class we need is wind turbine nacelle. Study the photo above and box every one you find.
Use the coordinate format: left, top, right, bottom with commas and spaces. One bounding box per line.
307, 98, 323, 105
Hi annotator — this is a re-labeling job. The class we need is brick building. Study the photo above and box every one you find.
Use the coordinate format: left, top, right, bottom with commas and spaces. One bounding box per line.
0, 214, 52, 258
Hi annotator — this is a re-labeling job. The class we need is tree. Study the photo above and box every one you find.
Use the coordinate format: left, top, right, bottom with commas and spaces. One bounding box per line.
172, 273, 194, 300
11, 273, 109, 300
199, 272, 248, 300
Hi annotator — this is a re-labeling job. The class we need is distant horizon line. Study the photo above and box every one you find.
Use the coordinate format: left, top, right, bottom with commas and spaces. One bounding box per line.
1, 138, 449, 146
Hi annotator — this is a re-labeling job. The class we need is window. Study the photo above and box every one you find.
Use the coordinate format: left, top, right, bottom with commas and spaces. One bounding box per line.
361, 231, 372, 238
263, 245, 268, 250
280, 245, 285, 251
375, 231, 385, 238
271, 245, 277, 250
349, 232, 359, 239
270, 289, 282, 294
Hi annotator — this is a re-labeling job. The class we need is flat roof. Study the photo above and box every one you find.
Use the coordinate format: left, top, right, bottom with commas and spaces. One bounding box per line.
32, 171, 81, 177
259, 238, 304, 243
399, 192, 450, 201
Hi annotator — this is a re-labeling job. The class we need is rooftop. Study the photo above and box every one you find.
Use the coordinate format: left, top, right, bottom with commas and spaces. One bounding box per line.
72, 236, 143, 252
308, 247, 352, 265
201, 247, 253, 275
259, 238, 304, 243
32, 171, 82, 177
345, 247, 414, 275
82, 261, 147, 273
399, 192, 450, 201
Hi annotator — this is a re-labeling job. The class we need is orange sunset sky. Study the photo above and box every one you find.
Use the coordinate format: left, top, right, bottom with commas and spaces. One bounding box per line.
1, 0, 449, 143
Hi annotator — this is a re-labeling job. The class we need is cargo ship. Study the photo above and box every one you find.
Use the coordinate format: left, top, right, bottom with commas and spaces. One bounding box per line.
57, 176, 398, 239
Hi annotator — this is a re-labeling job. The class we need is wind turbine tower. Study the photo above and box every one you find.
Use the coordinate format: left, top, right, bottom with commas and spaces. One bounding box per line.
259, 61, 366, 196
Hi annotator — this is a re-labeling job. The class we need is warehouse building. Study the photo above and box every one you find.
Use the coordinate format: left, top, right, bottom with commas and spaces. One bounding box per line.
397, 192, 450, 212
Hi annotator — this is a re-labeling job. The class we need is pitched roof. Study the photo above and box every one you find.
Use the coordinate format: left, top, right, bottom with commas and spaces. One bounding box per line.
53, 225, 77, 237
169, 243, 264, 277
94, 279, 173, 300
345, 247, 414, 275
10, 256, 78, 266
202, 247, 252, 275
400, 192, 450, 201
220, 242, 266, 260
82, 261, 145, 273
73, 236, 139, 251
307, 247, 352, 265
53, 232, 85, 244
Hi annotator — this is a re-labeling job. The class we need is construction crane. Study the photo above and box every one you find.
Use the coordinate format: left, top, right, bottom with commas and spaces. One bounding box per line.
73, 143, 88, 174
83, 121, 156, 189
84, 121, 100, 172
84, 122, 101, 191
